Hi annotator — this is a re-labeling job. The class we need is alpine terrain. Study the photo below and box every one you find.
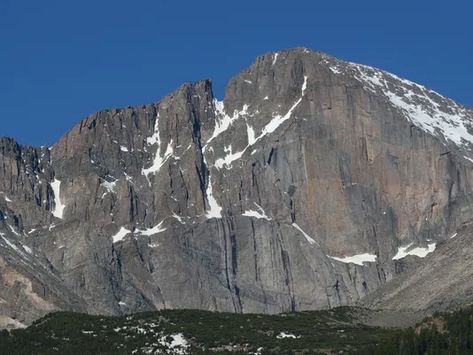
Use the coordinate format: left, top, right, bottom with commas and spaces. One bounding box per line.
1, 47, 473, 329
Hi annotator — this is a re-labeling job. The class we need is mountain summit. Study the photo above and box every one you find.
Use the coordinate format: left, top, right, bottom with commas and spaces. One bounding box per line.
1, 48, 473, 328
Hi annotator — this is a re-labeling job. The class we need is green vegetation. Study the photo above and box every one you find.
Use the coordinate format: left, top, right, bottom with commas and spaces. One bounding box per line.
0, 305, 472, 354
369, 307, 473, 355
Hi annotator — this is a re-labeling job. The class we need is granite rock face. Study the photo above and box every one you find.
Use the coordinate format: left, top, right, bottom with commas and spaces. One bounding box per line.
1, 48, 473, 326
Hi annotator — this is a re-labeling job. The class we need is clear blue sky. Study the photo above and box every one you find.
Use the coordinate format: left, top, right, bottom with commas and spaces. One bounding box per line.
1, 0, 472, 146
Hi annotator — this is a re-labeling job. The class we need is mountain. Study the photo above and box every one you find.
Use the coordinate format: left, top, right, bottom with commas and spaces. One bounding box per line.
1, 47, 473, 328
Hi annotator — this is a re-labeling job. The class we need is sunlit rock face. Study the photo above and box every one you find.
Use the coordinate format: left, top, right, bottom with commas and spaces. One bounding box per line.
1, 48, 473, 326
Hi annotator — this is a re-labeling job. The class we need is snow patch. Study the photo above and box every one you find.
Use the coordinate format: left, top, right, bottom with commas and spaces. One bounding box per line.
242, 203, 271, 220
350, 63, 473, 152
214, 145, 246, 169
157, 333, 189, 354
246, 124, 256, 145
276, 331, 300, 339
203, 143, 223, 218
205, 101, 249, 147
50, 179, 66, 219
392, 242, 436, 260
205, 172, 223, 218
136, 221, 166, 236
301, 75, 308, 92
172, 213, 184, 224
329, 66, 342, 75
329, 253, 377, 266
142, 113, 174, 177
124, 172, 133, 182
101, 179, 118, 194
112, 227, 131, 243
256, 76, 307, 141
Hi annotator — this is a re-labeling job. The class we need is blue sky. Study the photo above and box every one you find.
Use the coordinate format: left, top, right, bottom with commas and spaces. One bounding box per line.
1, 0, 472, 146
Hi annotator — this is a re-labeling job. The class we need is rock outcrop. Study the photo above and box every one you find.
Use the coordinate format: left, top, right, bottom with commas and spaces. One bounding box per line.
1, 48, 473, 326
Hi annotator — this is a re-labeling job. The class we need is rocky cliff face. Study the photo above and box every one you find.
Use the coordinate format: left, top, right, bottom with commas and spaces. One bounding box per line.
1, 48, 473, 327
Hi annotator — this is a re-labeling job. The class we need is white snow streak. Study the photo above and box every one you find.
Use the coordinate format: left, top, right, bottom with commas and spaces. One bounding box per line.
1, 234, 31, 257
205, 101, 249, 148
392, 242, 436, 260
199, 107, 225, 218
142, 113, 174, 177
246, 124, 256, 145
112, 227, 131, 243
257, 98, 302, 138
214, 145, 246, 169
256, 76, 308, 142
276, 332, 300, 339
329, 66, 342, 75
50, 179, 65, 219
7, 224, 19, 236
2, 236, 19, 253
329, 253, 377, 266
242, 203, 271, 220
136, 221, 166, 236
349, 63, 473, 154
292, 223, 317, 245
204, 74, 309, 214
172, 213, 185, 224
101, 179, 118, 194
301, 75, 307, 92
214, 76, 308, 169
205, 169, 223, 218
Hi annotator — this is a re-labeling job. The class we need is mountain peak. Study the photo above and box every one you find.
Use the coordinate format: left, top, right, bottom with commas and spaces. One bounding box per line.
1, 49, 473, 327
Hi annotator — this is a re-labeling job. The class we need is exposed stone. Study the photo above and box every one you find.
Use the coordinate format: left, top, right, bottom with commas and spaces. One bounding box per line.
1, 48, 473, 326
